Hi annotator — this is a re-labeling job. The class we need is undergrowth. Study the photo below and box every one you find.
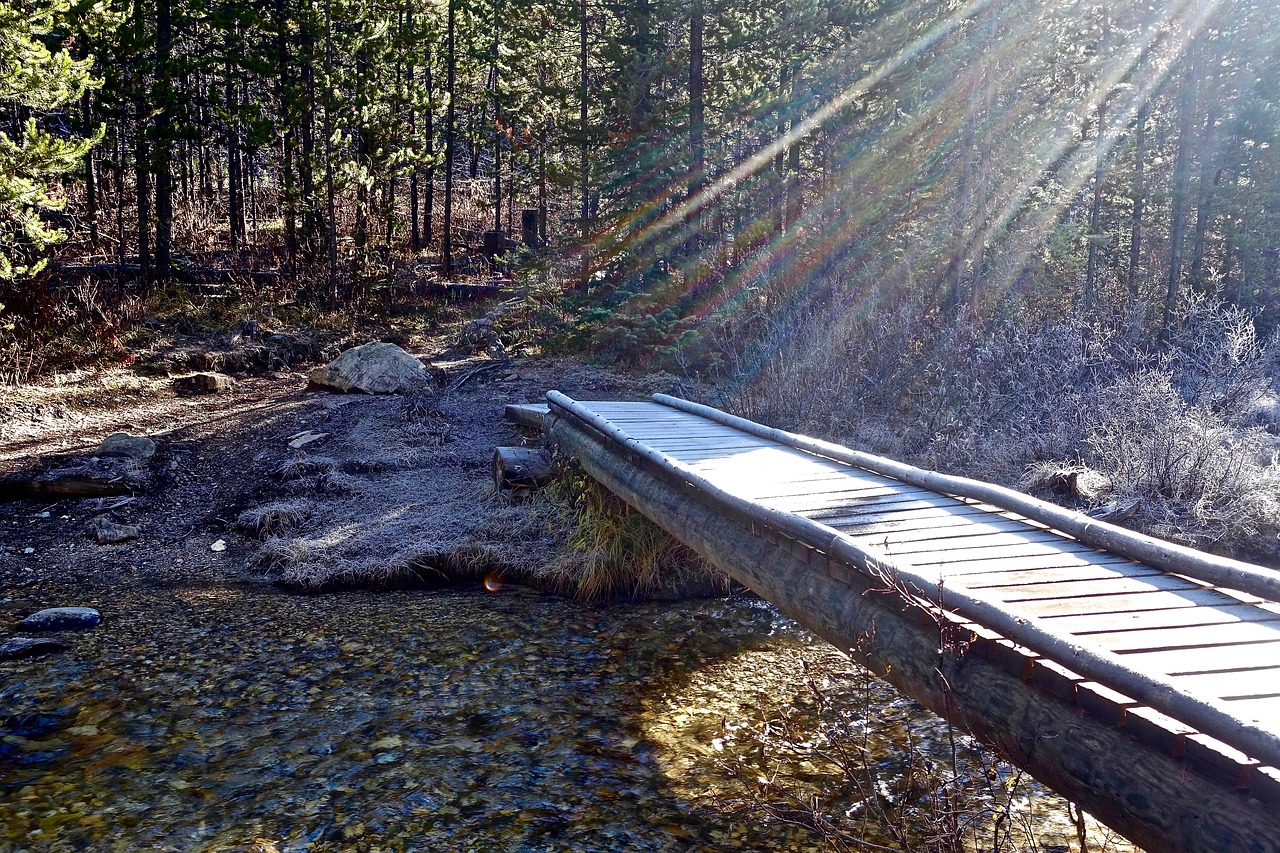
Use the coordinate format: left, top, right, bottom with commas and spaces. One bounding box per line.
724, 294, 1280, 565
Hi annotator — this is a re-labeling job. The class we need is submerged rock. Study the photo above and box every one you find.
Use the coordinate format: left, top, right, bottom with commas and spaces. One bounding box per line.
18, 607, 101, 632
97, 432, 156, 461
307, 343, 432, 395
0, 636, 70, 660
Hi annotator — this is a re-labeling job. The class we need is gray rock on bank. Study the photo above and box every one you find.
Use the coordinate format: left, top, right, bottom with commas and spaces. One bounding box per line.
18, 607, 101, 631
97, 432, 156, 461
91, 516, 141, 544
307, 342, 432, 395
174, 372, 236, 394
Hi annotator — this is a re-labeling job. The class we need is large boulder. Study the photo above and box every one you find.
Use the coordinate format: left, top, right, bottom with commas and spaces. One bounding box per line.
308, 343, 432, 395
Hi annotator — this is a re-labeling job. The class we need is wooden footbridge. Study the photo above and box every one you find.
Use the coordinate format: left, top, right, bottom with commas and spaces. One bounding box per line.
507, 391, 1280, 852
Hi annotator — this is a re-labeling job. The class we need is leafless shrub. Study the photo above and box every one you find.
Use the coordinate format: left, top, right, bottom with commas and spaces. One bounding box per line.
731, 293, 1280, 563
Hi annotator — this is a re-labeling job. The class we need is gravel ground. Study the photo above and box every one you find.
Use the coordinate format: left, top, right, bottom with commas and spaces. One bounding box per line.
0, 345, 678, 598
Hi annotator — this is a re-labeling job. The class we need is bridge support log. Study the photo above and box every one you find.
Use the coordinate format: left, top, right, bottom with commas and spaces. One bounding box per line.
547, 410, 1279, 853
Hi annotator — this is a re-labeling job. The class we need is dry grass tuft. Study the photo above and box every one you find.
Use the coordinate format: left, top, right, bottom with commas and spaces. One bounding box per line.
534, 461, 732, 601
274, 455, 338, 482
247, 536, 328, 573
236, 501, 315, 538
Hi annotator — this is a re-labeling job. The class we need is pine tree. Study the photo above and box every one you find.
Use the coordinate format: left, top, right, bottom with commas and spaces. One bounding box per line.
0, 0, 102, 281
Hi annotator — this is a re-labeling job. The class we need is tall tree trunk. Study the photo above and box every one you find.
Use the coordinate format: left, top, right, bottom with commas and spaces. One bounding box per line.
579, 0, 588, 241
133, 0, 151, 293
423, 58, 435, 248
408, 10, 420, 253
1163, 42, 1200, 333
947, 24, 987, 312
300, 16, 317, 262
354, 42, 370, 270
538, 124, 548, 246
82, 91, 99, 252
442, 0, 456, 278
1083, 98, 1107, 312
154, 0, 173, 284
685, 0, 704, 253
1189, 43, 1225, 292
226, 68, 243, 250
1128, 99, 1147, 301
469, 107, 483, 178
276, 0, 297, 273
774, 67, 789, 238
198, 76, 213, 201
323, 0, 338, 295
492, 43, 501, 234
115, 125, 127, 298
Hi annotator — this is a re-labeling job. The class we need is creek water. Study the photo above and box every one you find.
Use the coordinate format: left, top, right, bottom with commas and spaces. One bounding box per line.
0, 581, 1127, 852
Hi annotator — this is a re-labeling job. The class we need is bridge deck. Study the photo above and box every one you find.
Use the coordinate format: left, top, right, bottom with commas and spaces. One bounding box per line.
532, 395, 1280, 813
586, 401, 1280, 727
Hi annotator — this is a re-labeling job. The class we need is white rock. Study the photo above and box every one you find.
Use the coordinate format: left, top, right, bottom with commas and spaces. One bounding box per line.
287, 431, 329, 449
307, 342, 432, 395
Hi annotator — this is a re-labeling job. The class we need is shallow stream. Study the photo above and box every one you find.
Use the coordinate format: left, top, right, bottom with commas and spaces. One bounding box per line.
1, 581, 1125, 852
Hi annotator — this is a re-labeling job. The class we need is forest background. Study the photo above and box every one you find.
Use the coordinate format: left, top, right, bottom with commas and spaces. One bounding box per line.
3, 0, 1280, 562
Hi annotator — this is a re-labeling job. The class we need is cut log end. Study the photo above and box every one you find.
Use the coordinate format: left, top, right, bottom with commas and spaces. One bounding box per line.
493, 447, 554, 491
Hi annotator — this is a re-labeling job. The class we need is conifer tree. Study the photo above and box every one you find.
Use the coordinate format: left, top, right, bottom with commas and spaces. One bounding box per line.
0, 0, 102, 281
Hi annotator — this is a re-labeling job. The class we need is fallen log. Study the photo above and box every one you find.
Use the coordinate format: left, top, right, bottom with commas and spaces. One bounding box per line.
0, 457, 151, 502
0, 475, 137, 501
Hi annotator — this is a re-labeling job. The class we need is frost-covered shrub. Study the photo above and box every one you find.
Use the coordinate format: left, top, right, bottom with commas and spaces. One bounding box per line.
735, 295, 1280, 563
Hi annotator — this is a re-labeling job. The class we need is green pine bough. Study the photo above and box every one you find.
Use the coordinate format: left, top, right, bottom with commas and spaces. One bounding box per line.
0, 0, 102, 283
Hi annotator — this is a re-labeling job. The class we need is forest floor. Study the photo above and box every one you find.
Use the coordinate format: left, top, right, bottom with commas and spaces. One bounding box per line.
0, 303, 680, 604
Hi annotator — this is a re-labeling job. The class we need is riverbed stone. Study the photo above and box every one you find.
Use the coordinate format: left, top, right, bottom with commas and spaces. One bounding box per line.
0, 636, 70, 660
307, 343, 431, 395
91, 517, 141, 544
18, 607, 101, 631
97, 432, 156, 461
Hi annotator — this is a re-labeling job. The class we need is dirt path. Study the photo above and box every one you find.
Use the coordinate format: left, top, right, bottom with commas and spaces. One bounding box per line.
0, 350, 674, 601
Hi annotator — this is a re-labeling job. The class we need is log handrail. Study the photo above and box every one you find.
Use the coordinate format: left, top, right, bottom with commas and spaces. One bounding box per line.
547, 390, 1280, 772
